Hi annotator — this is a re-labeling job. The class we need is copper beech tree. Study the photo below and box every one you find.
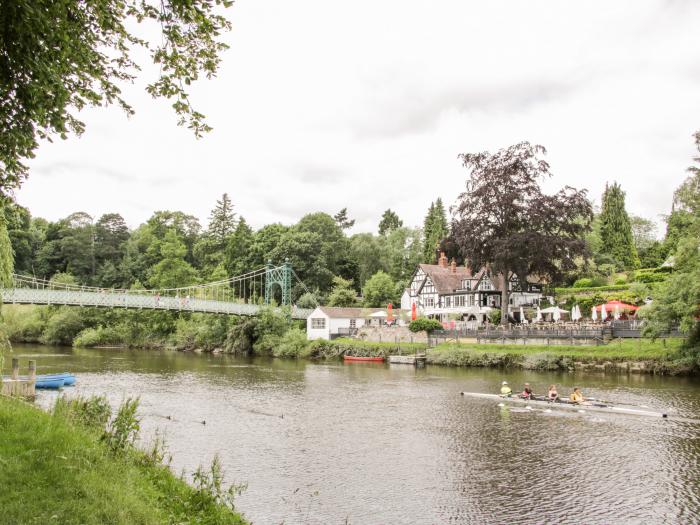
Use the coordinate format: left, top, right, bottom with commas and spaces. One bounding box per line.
451, 142, 593, 323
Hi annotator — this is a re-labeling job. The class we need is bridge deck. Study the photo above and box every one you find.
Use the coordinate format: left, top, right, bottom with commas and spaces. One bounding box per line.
0, 288, 311, 320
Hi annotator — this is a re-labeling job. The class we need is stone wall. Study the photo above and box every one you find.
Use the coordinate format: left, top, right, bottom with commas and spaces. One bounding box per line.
356, 326, 427, 344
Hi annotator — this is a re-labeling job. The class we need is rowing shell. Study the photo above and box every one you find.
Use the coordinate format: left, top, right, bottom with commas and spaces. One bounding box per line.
460, 392, 668, 418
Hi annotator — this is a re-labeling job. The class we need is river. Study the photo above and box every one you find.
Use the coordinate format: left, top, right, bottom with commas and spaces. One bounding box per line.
11, 344, 700, 524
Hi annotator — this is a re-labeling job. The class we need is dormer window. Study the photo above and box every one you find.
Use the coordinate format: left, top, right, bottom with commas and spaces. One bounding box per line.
461, 279, 471, 290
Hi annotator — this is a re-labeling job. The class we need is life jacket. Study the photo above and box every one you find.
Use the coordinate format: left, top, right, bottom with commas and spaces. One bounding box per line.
500, 386, 512, 395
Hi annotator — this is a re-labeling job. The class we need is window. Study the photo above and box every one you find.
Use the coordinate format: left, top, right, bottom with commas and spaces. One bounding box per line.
350, 319, 356, 328
461, 279, 471, 290
478, 279, 493, 291
311, 318, 326, 329
425, 297, 435, 307
454, 295, 465, 307
444, 296, 452, 308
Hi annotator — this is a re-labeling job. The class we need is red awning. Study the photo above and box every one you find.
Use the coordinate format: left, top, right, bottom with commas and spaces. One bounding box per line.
594, 300, 639, 312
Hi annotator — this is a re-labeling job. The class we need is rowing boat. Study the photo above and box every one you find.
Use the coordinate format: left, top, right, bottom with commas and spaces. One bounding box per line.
460, 391, 668, 418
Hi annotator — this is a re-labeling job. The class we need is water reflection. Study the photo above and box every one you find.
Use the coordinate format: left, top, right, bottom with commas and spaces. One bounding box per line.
7, 343, 700, 524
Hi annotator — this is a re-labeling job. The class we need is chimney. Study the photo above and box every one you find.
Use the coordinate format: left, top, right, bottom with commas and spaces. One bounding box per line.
450, 258, 457, 274
438, 252, 448, 269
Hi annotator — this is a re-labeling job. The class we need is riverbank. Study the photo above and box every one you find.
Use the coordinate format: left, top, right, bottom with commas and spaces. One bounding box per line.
0, 395, 247, 524
426, 338, 696, 374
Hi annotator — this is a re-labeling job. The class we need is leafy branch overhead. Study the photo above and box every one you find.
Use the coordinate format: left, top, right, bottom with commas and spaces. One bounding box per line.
0, 0, 234, 193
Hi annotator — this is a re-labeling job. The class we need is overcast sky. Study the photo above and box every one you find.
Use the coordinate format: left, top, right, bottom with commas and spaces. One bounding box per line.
18, 0, 700, 235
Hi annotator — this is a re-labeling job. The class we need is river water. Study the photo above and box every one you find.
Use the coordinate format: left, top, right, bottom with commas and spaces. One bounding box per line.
10, 344, 700, 524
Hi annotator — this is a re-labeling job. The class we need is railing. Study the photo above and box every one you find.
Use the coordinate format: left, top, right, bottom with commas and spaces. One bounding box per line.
0, 287, 312, 320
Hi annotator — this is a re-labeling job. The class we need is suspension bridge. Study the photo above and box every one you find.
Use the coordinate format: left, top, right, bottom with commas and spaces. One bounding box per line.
0, 260, 313, 320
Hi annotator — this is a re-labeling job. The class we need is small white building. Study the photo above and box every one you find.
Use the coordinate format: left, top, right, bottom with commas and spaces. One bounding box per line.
306, 306, 404, 340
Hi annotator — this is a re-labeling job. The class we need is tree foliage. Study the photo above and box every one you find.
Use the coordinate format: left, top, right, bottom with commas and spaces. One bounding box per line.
422, 199, 448, 263
327, 276, 356, 307
408, 318, 443, 334
378, 209, 402, 236
0, 0, 234, 193
599, 183, 639, 269
452, 142, 593, 322
362, 270, 397, 308
333, 208, 355, 230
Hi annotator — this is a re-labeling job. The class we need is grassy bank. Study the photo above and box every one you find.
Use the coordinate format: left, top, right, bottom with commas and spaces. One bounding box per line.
426, 338, 696, 374
0, 395, 247, 524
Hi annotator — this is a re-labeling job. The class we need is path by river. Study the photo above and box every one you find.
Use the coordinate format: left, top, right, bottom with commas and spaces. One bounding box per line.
12, 344, 700, 524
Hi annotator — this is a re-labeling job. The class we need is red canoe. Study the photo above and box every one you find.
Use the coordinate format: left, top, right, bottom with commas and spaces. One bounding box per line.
343, 355, 385, 362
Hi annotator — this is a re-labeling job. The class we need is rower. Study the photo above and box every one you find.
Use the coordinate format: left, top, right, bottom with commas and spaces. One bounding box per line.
547, 384, 559, 402
521, 382, 535, 400
500, 381, 512, 396
569, 387, 585, 404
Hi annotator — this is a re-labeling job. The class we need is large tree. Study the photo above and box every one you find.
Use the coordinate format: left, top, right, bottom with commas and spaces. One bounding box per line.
378, 209, 402, 236
644, 131, 700, 345
599, 182, 640, 269
422, 199, 448, 263
333, 208, 355, 230
452, 142, 593, 323
0, 0, 233, 194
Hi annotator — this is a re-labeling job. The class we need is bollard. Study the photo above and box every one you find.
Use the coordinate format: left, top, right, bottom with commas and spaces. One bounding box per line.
11, 358, 19, 380
28, 360, 36, 383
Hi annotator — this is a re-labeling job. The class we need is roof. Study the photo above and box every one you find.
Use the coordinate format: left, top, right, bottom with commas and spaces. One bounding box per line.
316, 306, 384, 319
417, 264, 488, 294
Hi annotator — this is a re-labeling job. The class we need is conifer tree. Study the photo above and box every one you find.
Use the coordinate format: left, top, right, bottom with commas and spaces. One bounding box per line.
333, 208, 355, 230
207, 193, 237, 247
224, 217, 253, 277
378, 209, 402, 235
422, 199, 448, 263
599, 183, 640, 269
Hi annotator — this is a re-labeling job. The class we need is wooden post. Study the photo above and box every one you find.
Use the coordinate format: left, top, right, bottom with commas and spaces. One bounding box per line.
28, 360, 36, 383
11, 358, 19, 380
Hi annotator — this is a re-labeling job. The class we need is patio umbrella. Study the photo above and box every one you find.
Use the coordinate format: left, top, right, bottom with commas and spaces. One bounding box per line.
613, 305, 620, 320
411, 302, 417, 321
553, 307, 561, 322
387, 302, 394, 322
591, 305, 598, 321
601, 303, 607, 320
571, 305, 579, 321
519, 306, 526, 323
536, 306, 542, 322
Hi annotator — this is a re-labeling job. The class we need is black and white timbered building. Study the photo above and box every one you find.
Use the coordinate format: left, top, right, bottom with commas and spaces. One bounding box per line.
400, 253, 544, 323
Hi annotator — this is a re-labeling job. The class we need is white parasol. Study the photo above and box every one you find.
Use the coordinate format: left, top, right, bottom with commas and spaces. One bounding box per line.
591, 305, 598, 321
601, 303, 607, 320
520, 306, 526, 324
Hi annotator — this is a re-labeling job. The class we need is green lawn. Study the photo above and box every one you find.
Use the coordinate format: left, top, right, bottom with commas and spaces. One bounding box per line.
0, 396, 247, 525
426, 338, 687, 370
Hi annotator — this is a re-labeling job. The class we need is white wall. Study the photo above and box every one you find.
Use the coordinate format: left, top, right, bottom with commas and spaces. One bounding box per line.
306, 308, 330, 340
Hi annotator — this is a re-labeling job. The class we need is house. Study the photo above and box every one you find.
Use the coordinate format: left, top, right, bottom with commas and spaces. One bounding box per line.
400, 252, 544, 323
306, 306, 398, 340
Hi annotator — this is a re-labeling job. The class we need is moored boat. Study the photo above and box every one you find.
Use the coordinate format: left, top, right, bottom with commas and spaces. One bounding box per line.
37, 373, 76, 386
35, 377, 66, 389
460, 391, 668, 418
343, 355, 385, 362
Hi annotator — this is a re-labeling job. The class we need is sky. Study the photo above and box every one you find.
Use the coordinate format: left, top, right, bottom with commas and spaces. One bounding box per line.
17, 0, 700, 236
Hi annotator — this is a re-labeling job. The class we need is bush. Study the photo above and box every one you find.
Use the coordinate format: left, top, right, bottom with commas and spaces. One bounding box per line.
272, 327, 309, 358
613, 274, 628, 285
409, 318, 444, 333
573, 278, 593, 288
74, 326, 127, 347
54, 395, 112, 433
224, 317, 258, 354
41, 308, 87, 345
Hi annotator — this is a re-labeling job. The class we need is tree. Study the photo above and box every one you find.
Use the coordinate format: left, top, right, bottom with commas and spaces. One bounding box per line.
207, 193, 237, 246
224, 217, 253, 277
327, 276, 357, 307
408, 318, 443, 334
644, 131, 700, 345
0, 208, 14, 287
378, 209, 402, 235
334, 208, 355, 230
422, 199, 448, 263
0, 0, 233, 194
148, 230, 198, 289
452, 142, 593, 323
599, 183, 639, 269
362, 271, 397, 308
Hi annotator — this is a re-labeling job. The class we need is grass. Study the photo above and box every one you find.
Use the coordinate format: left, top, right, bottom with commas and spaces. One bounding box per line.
426, 338, 689, 372
0, 396, 247, 525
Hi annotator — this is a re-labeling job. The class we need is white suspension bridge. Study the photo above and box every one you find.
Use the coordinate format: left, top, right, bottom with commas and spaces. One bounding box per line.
0, 261, 313, 320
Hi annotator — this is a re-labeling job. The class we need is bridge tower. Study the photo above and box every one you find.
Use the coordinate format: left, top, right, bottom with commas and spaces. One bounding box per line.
265, 258, 292, 306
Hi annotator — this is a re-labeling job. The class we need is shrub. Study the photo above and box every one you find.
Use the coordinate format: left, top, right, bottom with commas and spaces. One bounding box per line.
74, 326, 127, 347
41, 308, 87, 345
54, 395, 112, 433
613, 274, 628, 285
103, 397, 141, 455
273, 327, 309, 358
409, 318, 444, 334
224, 317, 258, 354
573, 278, 593, 288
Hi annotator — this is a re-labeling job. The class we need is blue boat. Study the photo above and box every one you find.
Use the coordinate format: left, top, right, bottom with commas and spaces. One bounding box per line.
35, 377, 65, 389
37, 373, 76, 386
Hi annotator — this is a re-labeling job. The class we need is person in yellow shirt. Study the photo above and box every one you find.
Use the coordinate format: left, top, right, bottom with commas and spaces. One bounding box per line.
500, 381, 512, 396
569, 387, 585, 404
